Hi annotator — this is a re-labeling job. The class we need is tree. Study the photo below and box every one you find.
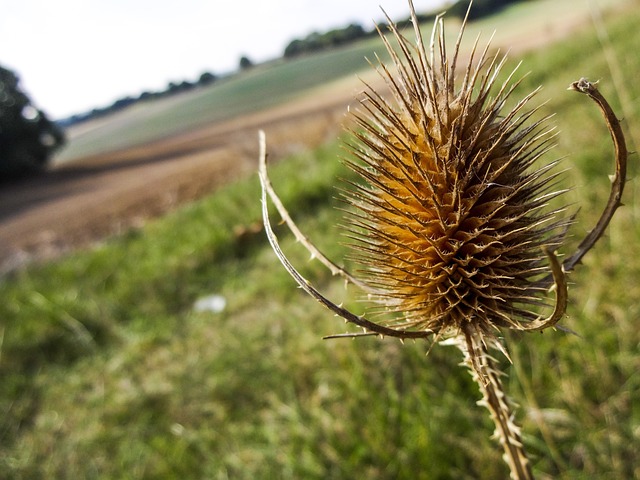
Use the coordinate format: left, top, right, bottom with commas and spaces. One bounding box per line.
239, 55, 253, 70
283, 23, 369, 59
448, 0, 523, 20
197, 71, 217, 86
284, 39, 305, 58
0, 64, 65, 179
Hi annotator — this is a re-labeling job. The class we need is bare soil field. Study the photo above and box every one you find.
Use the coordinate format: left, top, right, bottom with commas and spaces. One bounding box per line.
0, 82, 359, 273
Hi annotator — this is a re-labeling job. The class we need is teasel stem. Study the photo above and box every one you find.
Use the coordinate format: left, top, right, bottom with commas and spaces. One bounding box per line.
458, 325, 534, 480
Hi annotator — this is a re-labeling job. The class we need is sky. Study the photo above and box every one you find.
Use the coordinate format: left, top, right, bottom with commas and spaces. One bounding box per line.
0, 0, 449, 120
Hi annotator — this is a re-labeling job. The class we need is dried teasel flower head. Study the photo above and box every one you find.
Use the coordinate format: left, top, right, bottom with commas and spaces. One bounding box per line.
341, 2, 572, 340
260, 2, 627, 477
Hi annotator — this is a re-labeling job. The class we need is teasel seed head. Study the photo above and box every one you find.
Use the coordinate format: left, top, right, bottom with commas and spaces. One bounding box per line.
259, 2, 627, 477
342, 6, 571, 339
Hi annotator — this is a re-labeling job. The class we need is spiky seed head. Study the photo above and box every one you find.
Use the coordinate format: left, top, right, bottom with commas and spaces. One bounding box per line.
343, 8, 570, 337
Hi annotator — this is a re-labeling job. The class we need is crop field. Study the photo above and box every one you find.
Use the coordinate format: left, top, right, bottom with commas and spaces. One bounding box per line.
1, 0, 639, 478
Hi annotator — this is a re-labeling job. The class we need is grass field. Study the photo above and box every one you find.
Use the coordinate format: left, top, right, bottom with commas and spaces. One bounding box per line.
2, 0, 640, 478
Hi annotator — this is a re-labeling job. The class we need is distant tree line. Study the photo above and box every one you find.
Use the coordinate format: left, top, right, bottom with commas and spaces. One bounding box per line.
59, 70, 219, 127
282, 13, 448, 59
448, 0, 527, 19
284, 23, 370, 58
283, 0, 526, 59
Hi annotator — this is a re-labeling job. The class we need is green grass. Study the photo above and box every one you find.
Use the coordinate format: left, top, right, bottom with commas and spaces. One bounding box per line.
2, 2, 640, 479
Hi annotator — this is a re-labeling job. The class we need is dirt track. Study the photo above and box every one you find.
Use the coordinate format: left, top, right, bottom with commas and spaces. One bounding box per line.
0, 83, 359, 273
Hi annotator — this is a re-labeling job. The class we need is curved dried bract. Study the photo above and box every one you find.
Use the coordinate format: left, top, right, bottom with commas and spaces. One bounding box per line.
516, 246, 567, 332
563, 78, 628, 272
258, 130, 372, 293
259, 131, 432, 340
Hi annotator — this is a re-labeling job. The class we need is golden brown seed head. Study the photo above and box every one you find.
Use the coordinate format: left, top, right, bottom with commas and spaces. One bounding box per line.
344, 11, 569, 336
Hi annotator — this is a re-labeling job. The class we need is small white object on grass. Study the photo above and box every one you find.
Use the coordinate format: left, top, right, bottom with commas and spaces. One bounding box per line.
193, 294, 226, 313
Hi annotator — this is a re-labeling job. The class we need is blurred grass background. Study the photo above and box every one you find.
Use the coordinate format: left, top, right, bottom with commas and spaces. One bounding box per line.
1, 0, 639, 478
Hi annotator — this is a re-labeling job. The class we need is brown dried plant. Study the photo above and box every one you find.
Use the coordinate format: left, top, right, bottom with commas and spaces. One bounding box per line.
258, 1, 628, 478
